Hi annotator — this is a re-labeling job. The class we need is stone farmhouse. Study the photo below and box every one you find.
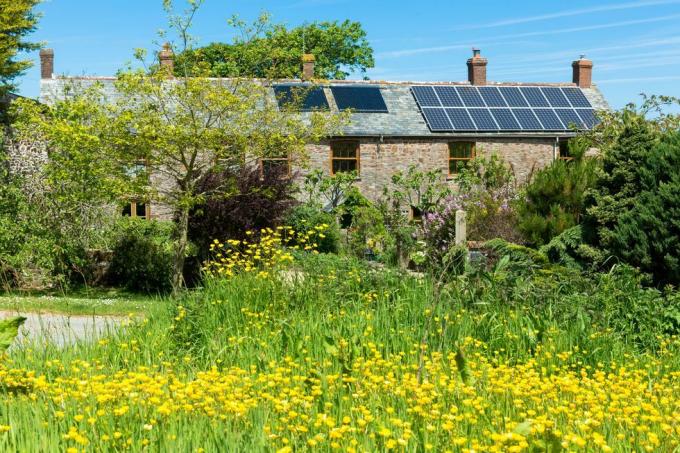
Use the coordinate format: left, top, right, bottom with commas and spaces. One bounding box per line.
35, 47, 608, 220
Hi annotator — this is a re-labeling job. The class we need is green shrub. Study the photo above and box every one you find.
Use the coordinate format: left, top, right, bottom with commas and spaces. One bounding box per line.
516, 142, 598, 246
107, 218, 175, 294
284, 203, 340, 253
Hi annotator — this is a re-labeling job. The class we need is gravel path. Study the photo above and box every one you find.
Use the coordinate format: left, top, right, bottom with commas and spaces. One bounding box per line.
0, 311, 124, 347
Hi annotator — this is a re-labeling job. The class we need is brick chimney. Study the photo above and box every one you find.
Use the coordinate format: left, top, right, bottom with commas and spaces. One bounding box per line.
572, 55, 593, 88
40, 48, 54, 79
302, 54, 315, 80
467, 48, 487, 86
159, 43, 174, 74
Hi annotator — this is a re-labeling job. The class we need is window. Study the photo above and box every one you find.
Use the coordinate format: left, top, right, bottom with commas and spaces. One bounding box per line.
558, 140, 573, 161
449, 142, 475, 175
410, 206, 423, 223
122, 201, 149, 220
331, 141, 360, 175
260, 154, 290, 179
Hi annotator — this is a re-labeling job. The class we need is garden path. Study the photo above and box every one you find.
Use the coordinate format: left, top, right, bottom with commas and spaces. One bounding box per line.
0, 311, 123, 347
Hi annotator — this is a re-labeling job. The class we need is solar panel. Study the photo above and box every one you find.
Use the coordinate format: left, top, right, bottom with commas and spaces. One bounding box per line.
331, 86, 389, 113
478, 87, 507, 107
421, 108, 453, 131
468, 108, 498, 130
541, 87, 571, 107
434, 86, 464, 107
534, 109, 564, 130
520, 87, 550, 107
446, 108, 476, 130
455, 86, 485, 107
411, 86, 440, 107
555, 109, 585, 129
411, 84, 598, 132
499, 87, 529, 107
562, 87, 592, 107
490, 109, 521, 130
576, 109, 598, 128
513, 108, 544, 130
273, 85, 329, 111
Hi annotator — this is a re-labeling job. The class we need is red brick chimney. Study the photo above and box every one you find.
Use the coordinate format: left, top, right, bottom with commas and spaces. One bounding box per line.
467, 48, 487, 86
302, 54, 315, 80
40, 48, 54, 79
572, 55, 593, 88
159, 43, 174, 74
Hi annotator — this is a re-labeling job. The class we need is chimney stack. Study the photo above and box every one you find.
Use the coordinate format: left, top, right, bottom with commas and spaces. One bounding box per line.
159, 43, 174, 75
40, 48, 54, 79
302, 54, 315, 80
467, 48, 487, 86
572, 55, 593, 88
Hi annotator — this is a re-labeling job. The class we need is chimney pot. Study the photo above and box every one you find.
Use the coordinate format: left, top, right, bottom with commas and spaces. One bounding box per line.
572, 56, 593, 88
40, 48, 54, 79
302, 53, 315, 80
467, 48, 487, 86
159, 42, 174, 75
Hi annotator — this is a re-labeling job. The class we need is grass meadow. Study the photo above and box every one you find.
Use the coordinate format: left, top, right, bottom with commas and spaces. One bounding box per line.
0, 248, 678, 452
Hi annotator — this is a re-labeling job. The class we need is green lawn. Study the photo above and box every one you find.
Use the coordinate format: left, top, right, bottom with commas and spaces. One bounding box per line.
0, 288, 164, 316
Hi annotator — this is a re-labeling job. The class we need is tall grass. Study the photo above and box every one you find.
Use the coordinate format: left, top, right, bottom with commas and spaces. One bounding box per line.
0, 252, 678, 451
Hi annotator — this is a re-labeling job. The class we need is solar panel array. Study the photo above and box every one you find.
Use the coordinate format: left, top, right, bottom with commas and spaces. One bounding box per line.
330, 86, 389, 113
273, 84, 329, 111
411, 85, 597, 132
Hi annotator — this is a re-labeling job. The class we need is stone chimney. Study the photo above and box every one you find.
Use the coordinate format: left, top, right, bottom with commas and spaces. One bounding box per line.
467, 48, 487, 86
159, 43, 174, 74
40, 48, 54, 79
572, 55, 593, 88
302, 54, 315, 80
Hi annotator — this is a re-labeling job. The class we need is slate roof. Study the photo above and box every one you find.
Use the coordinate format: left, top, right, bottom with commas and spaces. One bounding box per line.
40, 77, 610, 139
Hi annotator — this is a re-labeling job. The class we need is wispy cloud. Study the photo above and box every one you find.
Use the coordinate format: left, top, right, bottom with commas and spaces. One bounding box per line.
597, 75, 680, 84
453, 0, 680, 30
378, 15, 680, 59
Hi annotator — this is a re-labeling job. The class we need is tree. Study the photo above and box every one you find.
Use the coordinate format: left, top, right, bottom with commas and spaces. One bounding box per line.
174, 14, 374, 79
0, 0, 40, 97
516, 140, 598, 246
14, 0, 344, 293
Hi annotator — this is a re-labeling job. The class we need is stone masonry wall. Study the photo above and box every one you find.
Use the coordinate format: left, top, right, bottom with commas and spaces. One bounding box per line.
297, 138, 555, 201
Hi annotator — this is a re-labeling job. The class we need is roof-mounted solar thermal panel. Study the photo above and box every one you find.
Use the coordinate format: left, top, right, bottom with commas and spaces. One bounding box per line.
562, 87, 592, 108
576, 109, 598, 128
434, 86, 464, 107
499, 87, 529, 107
446, 108, 476, 130
490, 109, 521, 130
512, 108, 544, 130
411, 85, 441, 107
541, 87, 571, 107
331, 86, 389, 113
520, 87, 550, 107
421, 107, 453, 131
478, 87, 507, 107
468, 108, 499, 130
455, 86, 485, 107
273, 84, 329, 111
534, 109, 565, 130
555, 109, 586, 129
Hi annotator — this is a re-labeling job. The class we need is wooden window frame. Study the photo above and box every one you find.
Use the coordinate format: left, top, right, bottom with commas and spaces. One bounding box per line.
259, 155, 291, 179
330, 140, 360, 176
558, 140, 573, 161
123, 201, 151, 220
448, 142, 476, 176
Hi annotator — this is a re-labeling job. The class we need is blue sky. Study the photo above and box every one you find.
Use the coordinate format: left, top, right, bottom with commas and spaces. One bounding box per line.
15, 0, 680, 108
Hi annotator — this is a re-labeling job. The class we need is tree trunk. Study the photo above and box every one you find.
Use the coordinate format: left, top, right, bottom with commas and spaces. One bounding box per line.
172, 205, 190, 295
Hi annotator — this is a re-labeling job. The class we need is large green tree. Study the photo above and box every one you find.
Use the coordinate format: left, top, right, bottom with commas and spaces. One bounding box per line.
0, 0, 40, 97
174, 15, 374, 79
14, 0, 344, 293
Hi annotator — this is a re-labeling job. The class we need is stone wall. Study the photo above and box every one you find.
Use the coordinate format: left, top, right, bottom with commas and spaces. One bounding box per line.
295, 137, 556, 201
